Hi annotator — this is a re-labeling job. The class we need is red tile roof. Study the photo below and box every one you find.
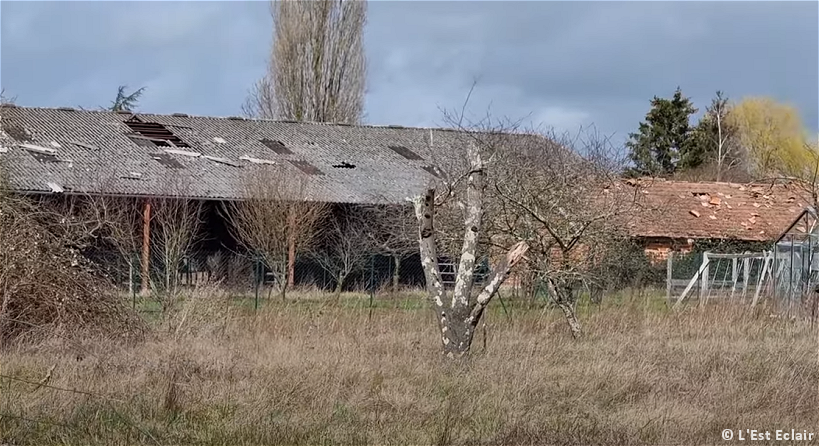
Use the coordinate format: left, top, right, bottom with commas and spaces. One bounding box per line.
625, 178, 809, 241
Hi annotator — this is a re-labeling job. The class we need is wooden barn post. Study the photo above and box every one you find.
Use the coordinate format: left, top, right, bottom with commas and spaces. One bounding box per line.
140, 198, 151, 296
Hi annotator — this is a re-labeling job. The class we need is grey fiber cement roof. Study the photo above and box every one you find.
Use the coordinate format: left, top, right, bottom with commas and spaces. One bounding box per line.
0, 105, 499, 204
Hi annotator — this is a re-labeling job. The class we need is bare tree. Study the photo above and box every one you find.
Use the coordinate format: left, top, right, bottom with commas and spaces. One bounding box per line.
225, 165, 328, 300
99, 196, 145, 294
360, 203, 417, 293
492, 127, 637, 338
311, 209, 373, 298
243, 0, 367, 124
0, 89, 16, 105
150, 177, 204, 310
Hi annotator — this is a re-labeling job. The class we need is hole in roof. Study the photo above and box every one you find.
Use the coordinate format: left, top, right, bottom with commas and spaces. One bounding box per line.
389, 145, 423, 160
332, 161, 356, 169
422, 165, 442, 178
29, 151, 60, 163
260, 138, 293, 155
289, 160, 324, 175
124, 117, 191, 148
149, 152, 184, 169
1, 121, 32, 142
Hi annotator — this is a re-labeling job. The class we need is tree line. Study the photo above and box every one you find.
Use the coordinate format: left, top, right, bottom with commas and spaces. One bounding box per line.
626, 88, 818, 182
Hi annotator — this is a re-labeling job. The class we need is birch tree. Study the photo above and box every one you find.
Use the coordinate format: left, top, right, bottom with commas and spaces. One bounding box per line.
243, 0, 367, 124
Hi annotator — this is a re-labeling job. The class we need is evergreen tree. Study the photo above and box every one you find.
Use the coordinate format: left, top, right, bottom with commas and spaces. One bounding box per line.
108, 85, 146, 112
626, 87, 698, 177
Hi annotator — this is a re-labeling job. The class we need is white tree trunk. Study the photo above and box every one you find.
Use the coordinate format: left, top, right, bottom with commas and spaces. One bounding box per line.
412, 145, 528, 357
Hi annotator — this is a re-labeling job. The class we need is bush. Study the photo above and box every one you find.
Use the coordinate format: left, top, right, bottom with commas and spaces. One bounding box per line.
0, 190, 144, 346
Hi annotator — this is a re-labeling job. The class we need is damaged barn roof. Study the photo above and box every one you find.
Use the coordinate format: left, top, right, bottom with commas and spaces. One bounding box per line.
0, 105, 548, 204
626, 178, 810, 241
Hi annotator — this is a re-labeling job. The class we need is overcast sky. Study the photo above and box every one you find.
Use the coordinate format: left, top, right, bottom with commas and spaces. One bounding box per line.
1, 1, 817, 145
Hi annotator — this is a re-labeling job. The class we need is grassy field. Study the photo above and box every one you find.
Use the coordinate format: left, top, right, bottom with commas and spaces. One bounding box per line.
1, 288, 817, 445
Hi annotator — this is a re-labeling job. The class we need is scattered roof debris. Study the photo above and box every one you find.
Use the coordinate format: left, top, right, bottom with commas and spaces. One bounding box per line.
260, 138, 293, 155
149, 152, 184, 169
332, 161, 356, 169
289, 160, 324, 175
124, 117, 191, 148
121, 172, 144, 180
0, 147, 8, 154
389, 145, 423, 160
164, 148, 201, 158
50, 141, 61, 148
47, 182, 64, 193
204, 155, 241, 167
421, 165, 442, 178
20, 143, 55, 154
22, 144, 60, 163
689, 210, 701, 218
213, 137, 226, 144
239, 155, 276, 165
68, 140, 99, 151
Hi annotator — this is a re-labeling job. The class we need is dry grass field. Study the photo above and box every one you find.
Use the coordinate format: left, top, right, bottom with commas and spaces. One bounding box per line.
1, 289, 817, 445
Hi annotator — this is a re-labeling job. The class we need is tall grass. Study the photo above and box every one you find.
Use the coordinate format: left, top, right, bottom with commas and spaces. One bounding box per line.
1, 289, 816, 445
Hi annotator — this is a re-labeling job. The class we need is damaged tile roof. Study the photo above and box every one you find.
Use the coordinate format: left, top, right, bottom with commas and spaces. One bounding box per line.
625, 178, 810, 241
0, 105, 533, 204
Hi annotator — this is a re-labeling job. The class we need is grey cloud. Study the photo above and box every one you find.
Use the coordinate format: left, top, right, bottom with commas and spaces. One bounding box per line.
2, 1, 816, 145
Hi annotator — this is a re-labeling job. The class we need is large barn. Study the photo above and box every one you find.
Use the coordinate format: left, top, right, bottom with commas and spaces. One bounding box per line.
0, 105, 530, 291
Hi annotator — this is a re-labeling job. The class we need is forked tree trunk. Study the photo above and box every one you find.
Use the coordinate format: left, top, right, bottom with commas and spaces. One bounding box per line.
413, 145, 529, 358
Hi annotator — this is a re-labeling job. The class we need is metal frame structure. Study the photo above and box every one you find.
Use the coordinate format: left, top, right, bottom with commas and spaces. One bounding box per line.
772, 207, 819, 311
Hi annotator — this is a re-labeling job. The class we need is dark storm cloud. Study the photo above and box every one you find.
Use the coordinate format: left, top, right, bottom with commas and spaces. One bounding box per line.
2, 1, 816, 143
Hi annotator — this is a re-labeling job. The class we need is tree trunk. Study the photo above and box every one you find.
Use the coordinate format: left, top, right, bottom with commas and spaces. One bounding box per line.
412, 144, 529, 358
287, 226, 296, 288
556, 300, 582, 339
548, 279, 582, 339
333, 273, 346, 300
392, 254, 401, 294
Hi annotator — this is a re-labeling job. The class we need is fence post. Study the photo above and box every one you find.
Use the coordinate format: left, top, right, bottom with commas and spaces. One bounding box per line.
742, 256, 750, 298
699, 251, 710, 307
666, 251, 673, 303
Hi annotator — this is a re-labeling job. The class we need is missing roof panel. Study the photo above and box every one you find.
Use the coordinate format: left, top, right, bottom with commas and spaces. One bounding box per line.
389, 145, 423, 160
149, 152, 184, 169
332, 161, 356, 169
29, 151, 60, 163
260, 138, 293, 155
124, 117, 191, 148
289, 160, 324, 175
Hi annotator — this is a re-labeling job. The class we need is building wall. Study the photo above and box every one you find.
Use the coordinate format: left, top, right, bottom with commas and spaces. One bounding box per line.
641, 237, 695, 263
